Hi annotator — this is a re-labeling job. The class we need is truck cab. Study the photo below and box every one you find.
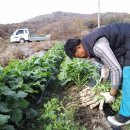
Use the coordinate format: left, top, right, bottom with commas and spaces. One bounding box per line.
10, 29, 30, 43
10, 28, 51, 43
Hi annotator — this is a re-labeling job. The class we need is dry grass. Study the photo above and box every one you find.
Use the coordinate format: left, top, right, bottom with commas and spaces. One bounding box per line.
27, 41, 53, 52
0, 41, 57, 67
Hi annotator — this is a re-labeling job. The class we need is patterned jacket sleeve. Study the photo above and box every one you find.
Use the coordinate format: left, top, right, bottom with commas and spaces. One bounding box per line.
93, 37, 122, 89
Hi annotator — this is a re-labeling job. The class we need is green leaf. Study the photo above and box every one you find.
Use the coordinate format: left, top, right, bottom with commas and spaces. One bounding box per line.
0, 102, 10, 113
22, 84, 34, 93
0, 114, 10, 125
46, 124, 53, 130
2, 86, 16, 96
44, 104, 47, 108
9, 77, 23, 90
3, 90, 16, 96
6, 125, 16, 130
11, 108, 22, 124
15, 91, 28, 98
18, 99, 29, 108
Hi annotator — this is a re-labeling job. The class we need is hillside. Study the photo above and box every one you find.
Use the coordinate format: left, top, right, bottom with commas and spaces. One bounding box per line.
0, 11, 130, 40
26, 11, 130, 23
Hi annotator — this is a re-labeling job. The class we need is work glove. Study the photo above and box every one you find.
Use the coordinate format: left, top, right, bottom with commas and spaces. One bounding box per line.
79, 87, 105, 110
99, 65, 109, 82
100, 92, 115, 103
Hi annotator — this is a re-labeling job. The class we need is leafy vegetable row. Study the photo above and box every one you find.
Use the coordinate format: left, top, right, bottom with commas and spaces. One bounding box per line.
58, 57, 99, 87
0, 42, 65, 130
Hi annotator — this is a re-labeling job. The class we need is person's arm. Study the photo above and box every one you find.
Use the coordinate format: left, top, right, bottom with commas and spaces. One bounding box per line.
93, 37, 122, 96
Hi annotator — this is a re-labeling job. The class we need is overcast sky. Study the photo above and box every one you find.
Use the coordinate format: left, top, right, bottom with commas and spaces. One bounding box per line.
0, 0, 130, 24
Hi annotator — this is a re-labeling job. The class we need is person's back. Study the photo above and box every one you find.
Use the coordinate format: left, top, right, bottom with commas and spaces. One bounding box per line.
81, 22, 130, 67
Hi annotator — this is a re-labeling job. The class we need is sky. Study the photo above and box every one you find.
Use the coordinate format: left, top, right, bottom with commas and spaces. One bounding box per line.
0, 0, 130, 24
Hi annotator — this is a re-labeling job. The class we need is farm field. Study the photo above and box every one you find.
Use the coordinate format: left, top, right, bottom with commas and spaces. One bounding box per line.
0, 41, 130, 130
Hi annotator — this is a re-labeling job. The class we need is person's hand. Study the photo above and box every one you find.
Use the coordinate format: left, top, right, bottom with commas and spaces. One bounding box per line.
99, 66, 109, 82
79, 87, 105, 110
100, 92, 115, 103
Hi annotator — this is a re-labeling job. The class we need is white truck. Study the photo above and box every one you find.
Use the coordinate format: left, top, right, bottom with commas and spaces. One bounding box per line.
10, 28, 51, 43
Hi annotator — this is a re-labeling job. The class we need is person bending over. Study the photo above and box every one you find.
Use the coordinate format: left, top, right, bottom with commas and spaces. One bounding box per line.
64, 22, 130, 126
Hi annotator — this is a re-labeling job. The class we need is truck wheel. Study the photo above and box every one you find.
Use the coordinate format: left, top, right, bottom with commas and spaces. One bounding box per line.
19, 38, 25, 43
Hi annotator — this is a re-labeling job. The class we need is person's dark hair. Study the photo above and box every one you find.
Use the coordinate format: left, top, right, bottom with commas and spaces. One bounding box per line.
64, 38, 81, 58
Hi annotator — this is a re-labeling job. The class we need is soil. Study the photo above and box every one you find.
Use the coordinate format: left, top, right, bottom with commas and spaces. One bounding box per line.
75, 106, 112, 130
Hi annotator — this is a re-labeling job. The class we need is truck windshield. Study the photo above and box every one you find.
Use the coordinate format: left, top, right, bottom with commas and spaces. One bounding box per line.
16, 30, 24, 35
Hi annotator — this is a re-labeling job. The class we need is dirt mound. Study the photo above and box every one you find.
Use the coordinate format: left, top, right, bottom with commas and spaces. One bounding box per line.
75, 106, 112, 130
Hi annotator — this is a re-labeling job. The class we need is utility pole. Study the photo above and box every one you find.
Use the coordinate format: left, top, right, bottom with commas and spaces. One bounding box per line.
98, 0, 100, 27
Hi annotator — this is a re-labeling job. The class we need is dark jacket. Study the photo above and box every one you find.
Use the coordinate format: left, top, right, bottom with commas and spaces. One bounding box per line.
81, 22, 130, 67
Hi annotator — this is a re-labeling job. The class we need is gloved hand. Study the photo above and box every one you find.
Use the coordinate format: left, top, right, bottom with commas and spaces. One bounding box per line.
99, 66, 109, 82
100, 92, 115, 103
